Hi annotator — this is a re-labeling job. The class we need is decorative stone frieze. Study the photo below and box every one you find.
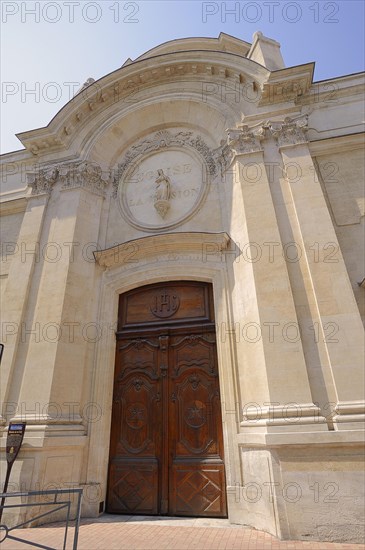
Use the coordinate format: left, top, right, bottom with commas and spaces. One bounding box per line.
28, 161, 111, 197
258, 63, 314, 106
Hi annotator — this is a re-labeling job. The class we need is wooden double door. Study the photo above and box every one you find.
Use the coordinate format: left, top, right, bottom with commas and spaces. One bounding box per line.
107, 282, 227, 517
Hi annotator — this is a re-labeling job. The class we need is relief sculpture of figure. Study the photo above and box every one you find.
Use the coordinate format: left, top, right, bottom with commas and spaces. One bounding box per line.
154, 169, 171, 219
154, 169, 171, 201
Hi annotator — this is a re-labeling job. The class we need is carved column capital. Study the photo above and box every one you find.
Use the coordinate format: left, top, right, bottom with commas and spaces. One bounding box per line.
59, 161, 110, 196
226, 124, 265, 156
269, 115, 308, 147
27, 166, 59, 195
27, 161, 111, 197
214, 125, 265, 175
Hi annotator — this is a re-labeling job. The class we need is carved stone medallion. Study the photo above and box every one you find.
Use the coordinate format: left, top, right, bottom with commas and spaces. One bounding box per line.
117, 131, 211, 231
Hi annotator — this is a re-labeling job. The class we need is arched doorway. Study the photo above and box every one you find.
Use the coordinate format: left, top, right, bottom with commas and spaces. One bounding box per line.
106, 281, 227, 517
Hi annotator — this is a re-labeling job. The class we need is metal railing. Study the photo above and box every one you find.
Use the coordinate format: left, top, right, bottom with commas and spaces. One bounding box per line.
0, 488, 83, 549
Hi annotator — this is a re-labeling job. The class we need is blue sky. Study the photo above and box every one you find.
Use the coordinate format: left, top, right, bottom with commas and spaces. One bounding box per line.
1, 0, 364, 154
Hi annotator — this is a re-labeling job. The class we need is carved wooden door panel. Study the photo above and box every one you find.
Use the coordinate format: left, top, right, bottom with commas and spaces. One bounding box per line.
107, 337, 161, 514
169, 333, 227, 517
107, 282, 227, 517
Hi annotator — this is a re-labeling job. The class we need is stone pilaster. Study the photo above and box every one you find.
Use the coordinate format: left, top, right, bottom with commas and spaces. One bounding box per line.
0, 185, 50, 428
11, 162, 110, 436
272, 117, 365, 431
221, 125, 327, 434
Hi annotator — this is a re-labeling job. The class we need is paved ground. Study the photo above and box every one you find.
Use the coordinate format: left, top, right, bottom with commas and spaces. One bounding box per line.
1, 514, 364, 550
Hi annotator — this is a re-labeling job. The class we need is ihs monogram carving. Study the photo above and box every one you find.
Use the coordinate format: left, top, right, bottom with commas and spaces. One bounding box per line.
150, 291, 180, 318
28, 161, 111, 196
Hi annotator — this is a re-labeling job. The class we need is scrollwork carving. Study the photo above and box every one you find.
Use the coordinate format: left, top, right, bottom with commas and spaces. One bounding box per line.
213, 141, 234, 177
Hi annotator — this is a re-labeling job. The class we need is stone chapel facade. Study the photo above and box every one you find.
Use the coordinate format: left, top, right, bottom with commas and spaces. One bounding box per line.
0, 32, 364, 543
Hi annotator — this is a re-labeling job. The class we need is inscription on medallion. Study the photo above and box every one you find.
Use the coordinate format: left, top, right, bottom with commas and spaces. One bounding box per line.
133, 163, 192, 182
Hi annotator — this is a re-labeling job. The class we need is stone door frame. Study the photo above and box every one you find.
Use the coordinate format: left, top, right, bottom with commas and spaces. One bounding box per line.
86, 238, 239, 518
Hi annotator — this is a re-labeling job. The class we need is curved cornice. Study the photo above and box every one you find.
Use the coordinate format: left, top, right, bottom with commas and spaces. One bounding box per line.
15, 50, 271, 156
